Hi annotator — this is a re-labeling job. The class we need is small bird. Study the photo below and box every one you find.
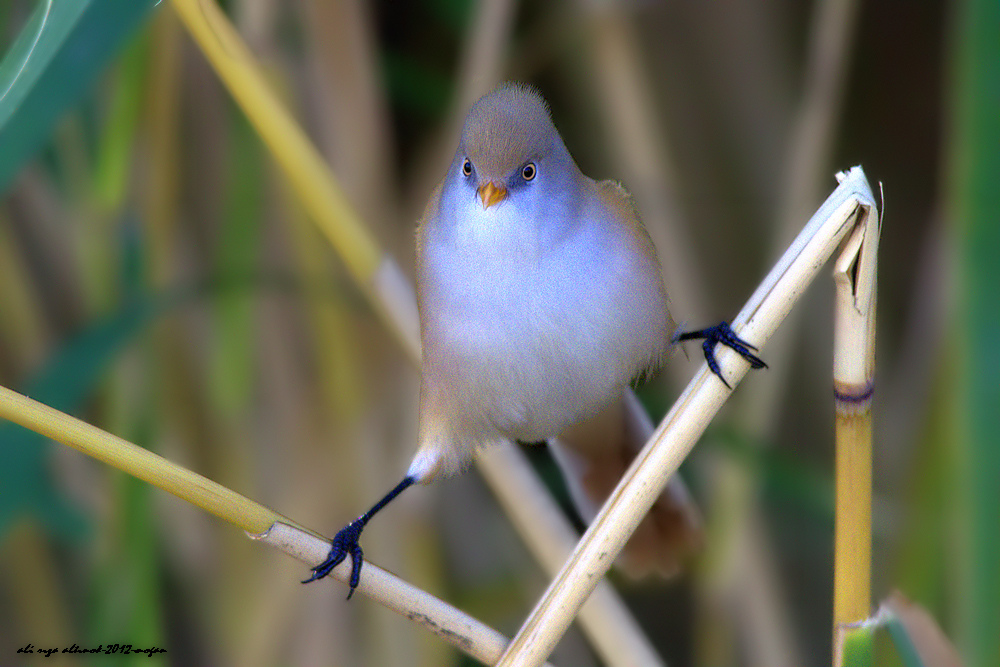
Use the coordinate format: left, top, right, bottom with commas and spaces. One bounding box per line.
305, 83, 765, 596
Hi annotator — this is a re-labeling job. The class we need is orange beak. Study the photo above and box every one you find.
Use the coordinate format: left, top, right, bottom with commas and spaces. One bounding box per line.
477, 182, 507, 209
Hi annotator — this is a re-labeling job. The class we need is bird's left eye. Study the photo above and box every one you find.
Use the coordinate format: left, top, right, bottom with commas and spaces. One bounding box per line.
521, 163, 536, 181
462, 159, 473, 177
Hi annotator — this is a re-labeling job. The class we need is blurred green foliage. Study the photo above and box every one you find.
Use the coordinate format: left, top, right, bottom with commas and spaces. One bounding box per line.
0, 0, 158, 196
949, 0, 1000, 665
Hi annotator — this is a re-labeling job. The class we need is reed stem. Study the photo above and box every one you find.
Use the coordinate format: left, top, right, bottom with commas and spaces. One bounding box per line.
496, 168, 879, 667
831, 200, 880, 666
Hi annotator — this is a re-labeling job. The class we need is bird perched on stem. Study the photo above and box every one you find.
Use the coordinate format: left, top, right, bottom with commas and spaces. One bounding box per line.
305, 83, 765, 597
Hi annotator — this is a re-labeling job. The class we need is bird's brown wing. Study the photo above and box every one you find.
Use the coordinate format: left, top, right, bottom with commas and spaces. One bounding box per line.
551, 388, 703, 578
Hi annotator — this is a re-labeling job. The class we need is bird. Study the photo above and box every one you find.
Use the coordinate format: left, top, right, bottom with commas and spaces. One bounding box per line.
304, 83, 766, 597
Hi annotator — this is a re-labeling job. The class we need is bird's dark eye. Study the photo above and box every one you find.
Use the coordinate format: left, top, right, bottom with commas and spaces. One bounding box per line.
521, 163, 536, 181
462, 159, 473, 177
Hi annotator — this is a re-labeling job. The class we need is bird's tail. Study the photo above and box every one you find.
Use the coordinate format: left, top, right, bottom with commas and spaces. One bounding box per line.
550, 389, 702, 578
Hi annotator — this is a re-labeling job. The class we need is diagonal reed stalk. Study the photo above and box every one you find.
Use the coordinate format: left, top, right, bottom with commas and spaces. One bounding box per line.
0, 382, 556, 666
495, 168, 880, 667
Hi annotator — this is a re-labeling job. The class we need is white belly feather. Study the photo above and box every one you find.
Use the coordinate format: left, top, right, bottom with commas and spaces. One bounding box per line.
415, 196, 668, 477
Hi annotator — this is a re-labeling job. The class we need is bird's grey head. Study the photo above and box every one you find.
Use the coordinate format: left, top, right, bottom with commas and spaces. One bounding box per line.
455, 83, 579, 210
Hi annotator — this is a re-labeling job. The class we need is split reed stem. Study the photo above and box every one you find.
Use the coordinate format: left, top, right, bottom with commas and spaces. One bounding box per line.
831, 194, 880, 666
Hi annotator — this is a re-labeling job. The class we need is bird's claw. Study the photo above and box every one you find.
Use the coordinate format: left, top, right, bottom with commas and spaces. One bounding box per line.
303, 519, 366, 599
674, 321, 767, 389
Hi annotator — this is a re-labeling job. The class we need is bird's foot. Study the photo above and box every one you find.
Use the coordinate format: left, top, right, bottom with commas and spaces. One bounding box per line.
302, 519, 366, 599
674, 321, 767, 389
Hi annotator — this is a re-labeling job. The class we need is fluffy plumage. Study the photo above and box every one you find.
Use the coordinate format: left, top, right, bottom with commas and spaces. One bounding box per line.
306, 84, 702, 592
411, 83, 674, 481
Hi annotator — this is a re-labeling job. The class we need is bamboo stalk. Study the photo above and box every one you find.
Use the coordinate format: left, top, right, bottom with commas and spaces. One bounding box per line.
832, 197, 880, 666
495, 168, 879, 667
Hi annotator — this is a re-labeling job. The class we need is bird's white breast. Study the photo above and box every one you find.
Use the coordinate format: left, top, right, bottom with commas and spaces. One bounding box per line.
418, 189, 667, 448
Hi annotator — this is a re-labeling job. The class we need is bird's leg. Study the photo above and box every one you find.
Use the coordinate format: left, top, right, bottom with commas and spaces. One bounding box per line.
674, 321, 768, 389
302, 475, 416, 599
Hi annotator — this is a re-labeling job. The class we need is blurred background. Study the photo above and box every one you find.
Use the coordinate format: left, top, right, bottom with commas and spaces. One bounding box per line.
0, 0, 996, 666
